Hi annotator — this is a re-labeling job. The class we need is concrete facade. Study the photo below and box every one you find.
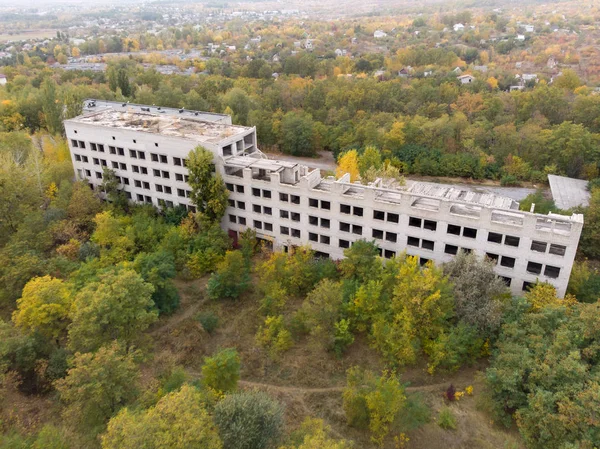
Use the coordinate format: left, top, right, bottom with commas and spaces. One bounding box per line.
65, 101, 583, 298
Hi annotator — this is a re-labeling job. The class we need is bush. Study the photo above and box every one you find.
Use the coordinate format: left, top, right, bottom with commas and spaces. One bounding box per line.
213, 391, 284, 449
500, 175, 520, 186
333, 319, 354, 358
255, 315, 293, 358
207, 251, 251, 300
438, 407, 457, 430
342, 367, 406, 446
201, 348, 240, 393
197, 311, 219, 335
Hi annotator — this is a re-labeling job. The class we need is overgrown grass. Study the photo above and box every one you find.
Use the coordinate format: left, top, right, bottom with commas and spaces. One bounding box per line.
395, 392, 431, 432
438, 407, 457, 430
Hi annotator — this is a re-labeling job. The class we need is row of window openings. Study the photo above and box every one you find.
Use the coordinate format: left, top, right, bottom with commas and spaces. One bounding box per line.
77, 155, 190, 183
485, 252, 561, 279
279, 193, 301, 204
228, 195, 565, 258
72, 140, 190, 166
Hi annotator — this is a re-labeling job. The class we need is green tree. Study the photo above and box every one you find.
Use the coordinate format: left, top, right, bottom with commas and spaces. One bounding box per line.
370, 256, 453, 368
207, 250, 251, 300
101, 384, 222, 449
214, 390, 284, 449
201, 348, 240, 393
443, 251, 509, 336
12, 276, 72, 340
187, 146, 229, 223
579, 188, 600, 259
55, 343, 139, 431
339, 240, 382, 283
485, 299, 600, 448
358, 146, 382, 178
117, 68, 132, 97
31, 425, 71, 449
298, 279, 344, 350
279, 111, 315, 157
68, 267, 157, 352
342, 367, 405, 446
41, 78, 63, 135
223, 88, 251, 126
133, 250, 180, 315
281, 418, 351, 449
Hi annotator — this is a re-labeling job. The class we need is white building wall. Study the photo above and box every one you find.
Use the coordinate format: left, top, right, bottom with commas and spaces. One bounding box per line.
222, 167, 582, 298
64, 109, 582, 299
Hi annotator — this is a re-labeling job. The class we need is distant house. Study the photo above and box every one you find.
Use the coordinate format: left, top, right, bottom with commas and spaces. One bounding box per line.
473, 65, 488, 73
524, 24, 535, 33
453, 23, 465, 32
516, 34, 525, 41
452, 67, 463, 75
398, 68, 411, 78
457, 74, 475, 84
0, 74, 6, 86
547, 56, 557, 69
423, 70, 433, 77
522, 74, 538, 82
510, 85, 525, 91
374, 70, 386, 80
373, 30, 388, 39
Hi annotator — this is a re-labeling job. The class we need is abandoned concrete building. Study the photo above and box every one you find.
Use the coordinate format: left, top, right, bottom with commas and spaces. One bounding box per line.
64, 100, 583, 297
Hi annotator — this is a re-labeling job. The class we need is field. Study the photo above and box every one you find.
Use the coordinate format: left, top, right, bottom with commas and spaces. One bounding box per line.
142, 275, 525, 449
0, 30, 57, 43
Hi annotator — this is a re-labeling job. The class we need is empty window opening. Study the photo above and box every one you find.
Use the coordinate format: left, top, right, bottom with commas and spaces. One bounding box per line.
544, 265, 561, 279
445, 244, 458, 255
447, 224, 461, 235
527, 261, 542, 275
500, 256, 516, 268
504, 235, 520, 247
531, 241, 547, 253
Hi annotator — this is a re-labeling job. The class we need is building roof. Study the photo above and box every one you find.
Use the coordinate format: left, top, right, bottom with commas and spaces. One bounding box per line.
82, 99, 231, 124
548, 174, 590, 210
407, 181, 519, 210
224, 155, 297, 171
67, 109, 252, 144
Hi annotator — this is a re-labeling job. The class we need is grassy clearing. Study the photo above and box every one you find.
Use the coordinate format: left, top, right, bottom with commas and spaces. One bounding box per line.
140, 274, 525, 449
0, 30, 57, 42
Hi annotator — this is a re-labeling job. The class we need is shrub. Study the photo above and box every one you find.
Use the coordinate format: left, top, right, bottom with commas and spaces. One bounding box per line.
255, 315, 293, 358
342, 367, 406, 446
207, 251, 251, 300
500, 175, 520, 187
197, 311, 219, 335
201, 348, 240, 393
333, 319, 354, 358
438, 407, 457, 430
213, 390, 284, 449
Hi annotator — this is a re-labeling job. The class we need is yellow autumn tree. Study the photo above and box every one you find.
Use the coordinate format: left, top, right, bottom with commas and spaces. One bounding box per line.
336, 150, 359, 181
12, 276, 72, 339
487, 76, 499, 90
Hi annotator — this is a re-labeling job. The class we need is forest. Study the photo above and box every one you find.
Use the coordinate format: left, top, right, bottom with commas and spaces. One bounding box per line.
1, 12, 600, 447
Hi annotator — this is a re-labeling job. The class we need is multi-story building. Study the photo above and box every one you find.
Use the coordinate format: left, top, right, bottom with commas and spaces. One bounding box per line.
65, 100, 583, 297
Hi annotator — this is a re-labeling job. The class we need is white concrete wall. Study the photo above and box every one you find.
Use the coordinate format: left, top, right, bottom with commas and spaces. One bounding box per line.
64, 116, 582, 299
222, 167, 582, 298
64, 118, 256, 210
